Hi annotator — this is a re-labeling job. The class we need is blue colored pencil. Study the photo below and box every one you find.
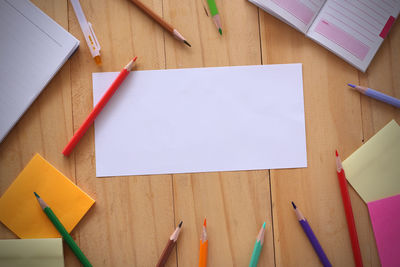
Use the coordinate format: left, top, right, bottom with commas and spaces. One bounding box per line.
348, 83, 400, 108
292, 202, 332, 267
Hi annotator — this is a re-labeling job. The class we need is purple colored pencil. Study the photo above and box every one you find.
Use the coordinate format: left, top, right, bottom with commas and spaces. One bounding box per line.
348, 83, 400, 108
292, 202, 332, 267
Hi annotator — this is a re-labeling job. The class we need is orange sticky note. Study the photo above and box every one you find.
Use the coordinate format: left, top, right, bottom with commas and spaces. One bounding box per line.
0, 154, 95, 238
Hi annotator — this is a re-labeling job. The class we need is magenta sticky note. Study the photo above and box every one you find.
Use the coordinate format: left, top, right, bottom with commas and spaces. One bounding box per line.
368, 194, 400, 267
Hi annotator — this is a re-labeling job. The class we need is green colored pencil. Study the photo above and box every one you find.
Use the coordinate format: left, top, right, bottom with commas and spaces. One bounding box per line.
34, 192, 92, 267
249, 222, 266, 267
206, 0, 222, 35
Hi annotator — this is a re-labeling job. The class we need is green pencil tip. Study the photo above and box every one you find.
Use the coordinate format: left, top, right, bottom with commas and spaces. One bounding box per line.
34, 192, 39, 198
262, 222, 266, 228
219, 28, 222, 35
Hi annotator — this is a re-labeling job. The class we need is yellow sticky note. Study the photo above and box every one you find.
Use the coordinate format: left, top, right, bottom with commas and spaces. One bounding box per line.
0, 238, 64, 267
343, 120, 400, 203
0, 154, 95, 238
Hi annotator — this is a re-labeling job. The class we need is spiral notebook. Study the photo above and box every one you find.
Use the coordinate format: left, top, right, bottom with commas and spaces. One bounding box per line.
249, 0, 400, 72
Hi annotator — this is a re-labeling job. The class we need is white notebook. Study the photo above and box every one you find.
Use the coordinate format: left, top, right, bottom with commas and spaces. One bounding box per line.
249, 0, 400, 72
92, 64, 307, 177
0, 0, 79, 142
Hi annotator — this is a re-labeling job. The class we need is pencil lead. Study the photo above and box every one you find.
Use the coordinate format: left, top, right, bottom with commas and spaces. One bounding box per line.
203, 6, 209, 16
219, 28, 222, 35
178, 221, 183, 228
133, 56, 138, 62
203, 218, 207, 227
262, 222, 266, 229
335, 150, 338, 157
291, 201, 296, 209
34, 192, 40, 198
184, 40, 191, 47
347, 83, 356, 88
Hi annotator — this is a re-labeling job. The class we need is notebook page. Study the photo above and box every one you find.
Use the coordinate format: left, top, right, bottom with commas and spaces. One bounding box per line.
306, 0, 400, 72
249, 0, 326, 33
0, 0, 79, 142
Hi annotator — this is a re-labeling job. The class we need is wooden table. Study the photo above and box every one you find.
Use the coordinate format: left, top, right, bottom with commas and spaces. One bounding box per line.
1, 0, 399, 266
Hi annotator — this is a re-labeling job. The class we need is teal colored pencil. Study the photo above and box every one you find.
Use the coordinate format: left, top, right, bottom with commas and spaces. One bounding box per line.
206, 0, 222, 35
34, 192, 92, 267
249, 222, 266, 267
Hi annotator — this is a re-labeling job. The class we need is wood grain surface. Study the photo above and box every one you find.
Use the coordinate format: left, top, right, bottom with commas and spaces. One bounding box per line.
0, 0, 399, 266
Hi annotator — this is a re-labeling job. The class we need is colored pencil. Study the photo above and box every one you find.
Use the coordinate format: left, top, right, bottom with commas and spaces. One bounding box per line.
336, 150, 363, 267
198, 218, 208, 267
200, 0, 209, 16
34, 192, 92, 267
156, 221, 183, 267
62, 57, 137, 156
249, 222, 266, 267
348, 83, 400, 108
206, 0, 222, 35
128, 0, 191, 47
291, 202, 332, 267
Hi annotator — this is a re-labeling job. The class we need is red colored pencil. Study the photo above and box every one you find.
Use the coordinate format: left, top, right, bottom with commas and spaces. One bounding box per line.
335, 150, 363, 267
62, 57, 138, 156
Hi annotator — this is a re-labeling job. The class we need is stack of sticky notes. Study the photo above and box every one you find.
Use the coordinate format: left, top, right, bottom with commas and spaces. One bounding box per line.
343, 120, 400, 267
0, 238, 64, 267
0, 154, 95, 238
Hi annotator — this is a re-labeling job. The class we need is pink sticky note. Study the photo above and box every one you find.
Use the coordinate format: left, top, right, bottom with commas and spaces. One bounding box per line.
271, 0, 314, 24
315, 19, 370, 60
368, 194, 400, 267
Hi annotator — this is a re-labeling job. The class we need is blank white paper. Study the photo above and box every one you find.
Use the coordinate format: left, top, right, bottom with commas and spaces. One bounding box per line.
93, 64, 307, 177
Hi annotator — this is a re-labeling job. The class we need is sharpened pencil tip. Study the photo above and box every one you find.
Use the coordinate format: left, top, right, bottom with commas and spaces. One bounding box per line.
184, 40, 191, 47
219, 28, 222, 35
203, 218, 207, 227
348, 83, 356, 88
335, 150, 338, 157
133, 56, 138, 62
262, 222, 266, 229
203, 7, 209, 16
178, 221, 183, 228
291, 201, 296, 209
34, 192, 40, 198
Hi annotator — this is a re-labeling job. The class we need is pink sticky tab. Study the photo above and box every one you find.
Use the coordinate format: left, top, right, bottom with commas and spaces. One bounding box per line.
368, 194, 400, 267
315, 20, 370, 60
380, 16, 395, 39
271, 0, 314, 24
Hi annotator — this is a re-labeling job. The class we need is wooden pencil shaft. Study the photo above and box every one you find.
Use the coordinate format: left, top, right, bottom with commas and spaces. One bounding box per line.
198, 240, 208, 267
34, 193, 92, 266
44, 207, 92, 267
129, 0, 173, 33
336, 153, 364, 267
257, 229, 266, 245
156, 239, 176, 267
201, 225, 207, 241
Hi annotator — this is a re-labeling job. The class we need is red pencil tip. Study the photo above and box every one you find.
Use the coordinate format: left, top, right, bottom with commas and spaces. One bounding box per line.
133, 56, 138, 62
203, 218, 207, 227
335, 150, 338, 157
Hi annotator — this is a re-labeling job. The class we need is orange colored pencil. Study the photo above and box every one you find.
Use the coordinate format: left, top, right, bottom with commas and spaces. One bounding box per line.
198, 218, 208, 267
